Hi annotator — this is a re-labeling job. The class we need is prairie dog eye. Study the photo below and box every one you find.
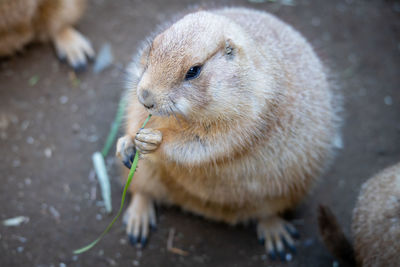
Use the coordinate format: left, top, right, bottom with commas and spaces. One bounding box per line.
185, 65, 202, 81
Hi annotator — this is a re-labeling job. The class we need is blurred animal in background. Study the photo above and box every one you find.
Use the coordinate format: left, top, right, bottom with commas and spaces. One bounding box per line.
318, 162, 400, 267
117, 7, 341, 261
0, 0, 94, 70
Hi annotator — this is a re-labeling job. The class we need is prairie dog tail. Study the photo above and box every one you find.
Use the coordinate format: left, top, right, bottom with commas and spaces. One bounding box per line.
317, 205, 356, 267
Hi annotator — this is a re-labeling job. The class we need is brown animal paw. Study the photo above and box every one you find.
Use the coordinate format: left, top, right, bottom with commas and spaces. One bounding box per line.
257, 216, 299, 261
116, 135, 136, 169
123, 193, 156, 247
53, 27, 94, 71
134, 128, 162, 154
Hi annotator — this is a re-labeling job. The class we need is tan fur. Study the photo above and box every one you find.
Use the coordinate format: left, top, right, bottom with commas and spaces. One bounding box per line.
318, 163, 400, 266
352, 163, 400, 266
121, 7, 340, 245
0, 0, 90, 66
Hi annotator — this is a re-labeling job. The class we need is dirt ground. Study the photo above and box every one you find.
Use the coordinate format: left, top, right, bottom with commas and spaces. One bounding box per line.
0, 0, 399, 266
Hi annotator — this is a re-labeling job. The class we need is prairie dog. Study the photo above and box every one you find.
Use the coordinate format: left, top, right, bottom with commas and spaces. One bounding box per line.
0, 0, 94, 70
117, 7, 340, 259
319, 163, 400, 266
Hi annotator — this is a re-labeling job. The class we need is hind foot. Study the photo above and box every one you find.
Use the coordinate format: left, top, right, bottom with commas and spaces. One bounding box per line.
123, 193, 156, 247
257, 216, 299, 261
53, 27, 94, 71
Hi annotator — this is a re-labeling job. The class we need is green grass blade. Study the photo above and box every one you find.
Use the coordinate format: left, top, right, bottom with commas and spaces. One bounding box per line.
74, 114, 152, 254
101, 97, 128, 157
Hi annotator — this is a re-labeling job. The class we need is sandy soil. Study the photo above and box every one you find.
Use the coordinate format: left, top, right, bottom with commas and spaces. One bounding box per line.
1, 0, 399, 266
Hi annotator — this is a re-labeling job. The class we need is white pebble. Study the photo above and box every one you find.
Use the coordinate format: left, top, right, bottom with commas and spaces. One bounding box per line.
12, 159, 21, 167
26, 136, 34, 144
384, 96, 393, 106
44, 148, 52, 158
21, 121, 30, 131
59, 96, 69, 104
87, 135, 99, 143
49, 206, 60, 220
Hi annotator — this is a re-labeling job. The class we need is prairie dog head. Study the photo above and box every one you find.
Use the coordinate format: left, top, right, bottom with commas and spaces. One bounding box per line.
127, 11, 272, 122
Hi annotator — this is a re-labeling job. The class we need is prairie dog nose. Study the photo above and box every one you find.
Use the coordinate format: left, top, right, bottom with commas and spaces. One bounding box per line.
138, 89, 155, 109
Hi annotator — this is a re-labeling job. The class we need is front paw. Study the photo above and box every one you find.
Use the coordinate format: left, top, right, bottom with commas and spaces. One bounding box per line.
134, 128, 162, 154
116, 135, 136, 169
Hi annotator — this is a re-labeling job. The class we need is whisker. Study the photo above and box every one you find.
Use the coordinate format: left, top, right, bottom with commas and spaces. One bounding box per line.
169, 103, 181, 126
168, 96, 183, 124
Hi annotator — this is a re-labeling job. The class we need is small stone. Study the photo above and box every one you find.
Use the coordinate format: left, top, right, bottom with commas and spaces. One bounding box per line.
59, 96, 69, 104
21, 121, 30, 131
285, 253, 293, 261
26, 136, 34, 144
49, 206, 61, 220
107, 259, 117, 266
281, 0, 296, 6
384, 96, 393, 106
44, 148, 52, 158
132, 260, 140, 266
17, 246, 24, 253
96, 214, 102, 221
12, 159, 21, 167
16, 236, 27, 243
59, 263, 66, 267
87, 135, 99, 143
72, 123, 80, 133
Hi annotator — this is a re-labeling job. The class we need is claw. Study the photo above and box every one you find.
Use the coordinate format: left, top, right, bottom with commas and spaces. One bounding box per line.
150, 222, 157, 231
73, 62, 87, 73
129, 235, 138, 246
281, 235, 297, 254
120, 143, 135, 170
285, 224, 300, 239
278, 250, 286, 262
268, 250, 276, 261
123, 158, 132, 169
140, 237, 147, 247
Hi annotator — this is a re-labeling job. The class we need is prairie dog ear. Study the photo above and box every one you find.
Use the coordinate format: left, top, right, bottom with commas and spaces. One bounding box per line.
224, 39, 235, 57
